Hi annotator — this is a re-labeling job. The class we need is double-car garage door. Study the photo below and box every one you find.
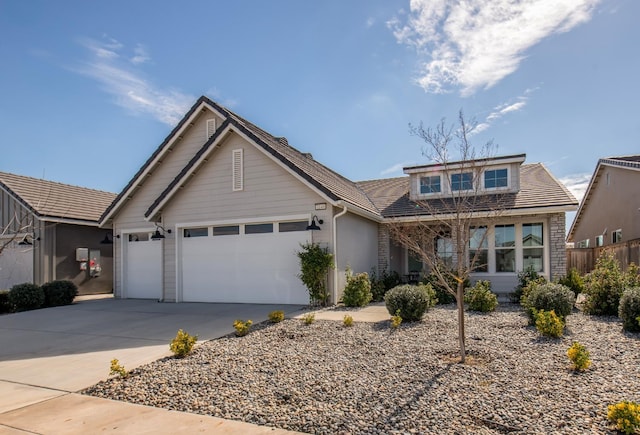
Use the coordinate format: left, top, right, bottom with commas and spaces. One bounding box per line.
124, 219, 311, 304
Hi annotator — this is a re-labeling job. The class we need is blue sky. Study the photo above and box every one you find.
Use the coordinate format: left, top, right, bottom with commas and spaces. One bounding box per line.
1, 0, 638, 210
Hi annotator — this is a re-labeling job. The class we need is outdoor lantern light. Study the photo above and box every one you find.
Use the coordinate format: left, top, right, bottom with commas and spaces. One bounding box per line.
151, 224, 172, 240
306, 215, 324, 231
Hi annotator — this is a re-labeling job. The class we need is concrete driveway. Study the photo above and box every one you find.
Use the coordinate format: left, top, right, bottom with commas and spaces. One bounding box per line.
0, 295, 305, 433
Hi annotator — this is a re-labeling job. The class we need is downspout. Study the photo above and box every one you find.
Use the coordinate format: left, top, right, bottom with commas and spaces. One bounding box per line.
332, 202, 348, 304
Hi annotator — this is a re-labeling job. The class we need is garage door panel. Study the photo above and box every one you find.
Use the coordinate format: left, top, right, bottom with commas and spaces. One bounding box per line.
181, 229, 309, 304
125, 240, 162, 299
0, 245, 33, 289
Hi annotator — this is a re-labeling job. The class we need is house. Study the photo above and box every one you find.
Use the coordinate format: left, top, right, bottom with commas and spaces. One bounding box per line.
0, 172, 116, 293
567, 155, 640, 271
99, 96, 578, 303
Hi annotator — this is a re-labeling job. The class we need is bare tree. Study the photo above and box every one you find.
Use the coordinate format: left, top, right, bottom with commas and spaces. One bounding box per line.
0, 212, 34, 256
389, 110, 509, 363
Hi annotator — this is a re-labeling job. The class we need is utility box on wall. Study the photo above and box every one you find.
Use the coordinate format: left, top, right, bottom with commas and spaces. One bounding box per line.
76, 247, 88, 262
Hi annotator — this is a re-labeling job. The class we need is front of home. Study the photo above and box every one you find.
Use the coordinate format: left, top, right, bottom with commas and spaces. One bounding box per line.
99, 96, 578, 304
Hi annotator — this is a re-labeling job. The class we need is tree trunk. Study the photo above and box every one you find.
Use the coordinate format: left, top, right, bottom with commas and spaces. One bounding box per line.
457, 282, 466, 363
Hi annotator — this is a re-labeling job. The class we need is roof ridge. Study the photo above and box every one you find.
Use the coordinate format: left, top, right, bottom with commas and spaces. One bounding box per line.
0, 171, 116, 195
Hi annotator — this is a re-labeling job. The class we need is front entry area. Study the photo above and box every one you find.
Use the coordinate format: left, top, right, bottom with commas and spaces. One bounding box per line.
179, 220, 310, 304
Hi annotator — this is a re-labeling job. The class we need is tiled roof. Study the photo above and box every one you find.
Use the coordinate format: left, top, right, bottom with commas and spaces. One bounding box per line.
356, 163, 577, 218
0, 172, 116, 223
601, 155, 640, 169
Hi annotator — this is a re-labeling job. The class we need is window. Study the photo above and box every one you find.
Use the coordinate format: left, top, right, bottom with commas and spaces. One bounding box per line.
245, 223, 273, 234
419, 175, 441, 194
612, 229, 622, 244
495, 224, 515, 272
212, 225, 240, 236
577, 239, 590, 248
595, 235, 604, 247
232, 149, 243, 191
522, 223, 544, 272
451, 172, 473, 191
469, 226, 488, 272
128, 232, 149, 242
279, 221, 308, 232
435, 235, 454, 268
484, 168, 508, 189
183, 227, 208, 238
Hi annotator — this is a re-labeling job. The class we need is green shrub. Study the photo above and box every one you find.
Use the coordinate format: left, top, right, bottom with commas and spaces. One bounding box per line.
511, 266, 546, 303
233, 319, 252, 336
342, 269, 372, 307
343, 314, 354, 327
170, 329, 198, 357
302, 313, 315, 325
297, 242, 334, 306
268, 310, 285, 323
583, 250, 626, 316
390, 310, 402, 329
556, 268, 585, 297
8, 283, 44, 311
0, 290, 12, 313
522, 282, 575, 324
567, 341, 591, 372
41, 280, 78, 307
607, 401, 640, 434
109, 358, 129, 378
619, 287, 640, 332
423, 271, 468, 305
534, 309, 564, 338
384, 284, 436, 322
464, 280, 498, 312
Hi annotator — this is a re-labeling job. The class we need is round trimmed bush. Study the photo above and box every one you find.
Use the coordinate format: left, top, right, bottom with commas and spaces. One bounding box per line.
0, 290, 11, 313
42, 280, 78, 307
522, 282, 575, 324
464, 280, 498, 312
619, 287, 640, 332
342, 271, 372, 307
384, 284, 436, 322
9, 283, 44, 312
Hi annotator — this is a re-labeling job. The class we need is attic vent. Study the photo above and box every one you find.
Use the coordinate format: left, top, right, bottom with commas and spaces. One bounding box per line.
232, 149, 243, 191
206, 118, 217, 139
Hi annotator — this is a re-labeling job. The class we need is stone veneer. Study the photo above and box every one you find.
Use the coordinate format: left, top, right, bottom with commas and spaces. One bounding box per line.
377, 224, 389, 275
549, 212, 567, 279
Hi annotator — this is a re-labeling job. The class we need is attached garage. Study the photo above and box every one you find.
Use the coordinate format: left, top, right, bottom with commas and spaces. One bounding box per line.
179, 220, 310, 304
123, 232, 162, 299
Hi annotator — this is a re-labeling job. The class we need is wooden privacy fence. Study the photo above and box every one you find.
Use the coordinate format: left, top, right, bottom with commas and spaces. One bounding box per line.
567, 238, 640, 274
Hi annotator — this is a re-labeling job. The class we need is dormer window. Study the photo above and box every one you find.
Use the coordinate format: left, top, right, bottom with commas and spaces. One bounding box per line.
420, 175, 441, 194
451, 172, 473, 191
484, 168, 508, 189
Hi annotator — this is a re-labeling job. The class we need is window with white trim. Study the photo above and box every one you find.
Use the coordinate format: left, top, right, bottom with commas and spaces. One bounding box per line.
522, 223, 544, 272
595, 235, 604, 247
577, 239, 590, 248
435, 234, 454, 268
183, 227, 208, 238
451, 172, 473, 191
279, 221, 308, 232
213, 225, 240, 236
484, 168, 508, 189
419, 175, 441, 194
612, 229, 622, 244
495, 224, 515, 272
469, 226, 488, 272
245, 223, 273, 234
232, 149, 243, 191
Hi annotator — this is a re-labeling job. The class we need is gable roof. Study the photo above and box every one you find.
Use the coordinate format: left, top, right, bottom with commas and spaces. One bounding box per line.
567, 155, 640, 240
357, 163, 577, 219
100, 96, 380, 226
0, 171, 116, 225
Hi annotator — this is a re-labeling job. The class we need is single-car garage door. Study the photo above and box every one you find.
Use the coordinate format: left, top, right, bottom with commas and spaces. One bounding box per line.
123, 232, 162, 299
180, 220, 310, 304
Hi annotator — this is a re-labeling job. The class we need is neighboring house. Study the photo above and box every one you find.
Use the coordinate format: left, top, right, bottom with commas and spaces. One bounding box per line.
99, 96, 578, 304
567, 155, 640, 271
0, 172, 116, 293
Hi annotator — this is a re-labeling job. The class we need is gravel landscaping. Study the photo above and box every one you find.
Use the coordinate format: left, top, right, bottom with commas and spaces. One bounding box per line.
83, 304, 640, 434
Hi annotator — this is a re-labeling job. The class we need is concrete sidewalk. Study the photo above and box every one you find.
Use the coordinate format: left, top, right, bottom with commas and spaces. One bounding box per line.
0, 296, 306, 434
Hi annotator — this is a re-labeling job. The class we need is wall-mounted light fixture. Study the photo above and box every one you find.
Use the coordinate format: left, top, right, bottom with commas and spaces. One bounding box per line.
151, 224, 172, 240
99, 232, 120, 244
306, 215, 324, 231
18, 234, 39, 245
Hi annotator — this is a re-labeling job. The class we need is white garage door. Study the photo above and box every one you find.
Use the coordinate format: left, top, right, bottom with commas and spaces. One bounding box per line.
124, 232, 162, 299
181, 221, 310, 304
0, 243, 33, 289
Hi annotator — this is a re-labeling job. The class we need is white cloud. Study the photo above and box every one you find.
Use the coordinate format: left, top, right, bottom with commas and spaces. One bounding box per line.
559, 172, 591, 201
75, 37, 193, 126
470, 90, 532, 135
366, 17, 376, 28
388, 0, 601, 95
380, 161, 417, 176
